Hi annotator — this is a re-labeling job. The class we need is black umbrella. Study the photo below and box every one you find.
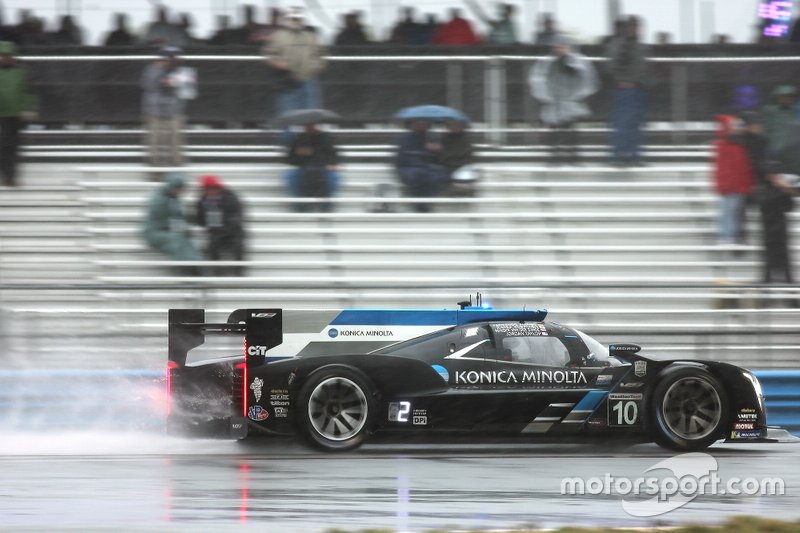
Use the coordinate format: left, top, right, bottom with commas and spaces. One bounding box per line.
278, 109, 341, 127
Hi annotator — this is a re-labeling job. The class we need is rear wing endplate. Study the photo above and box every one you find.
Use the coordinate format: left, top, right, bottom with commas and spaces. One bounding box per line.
168, 308, 283, 366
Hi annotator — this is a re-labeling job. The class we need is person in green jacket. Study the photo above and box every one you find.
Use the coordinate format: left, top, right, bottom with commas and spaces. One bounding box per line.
0, 41, 37, 186
762, 85, 799, 155
142, 173, 203, 267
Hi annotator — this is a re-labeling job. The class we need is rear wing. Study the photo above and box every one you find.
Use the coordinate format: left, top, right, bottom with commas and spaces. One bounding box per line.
168, 308, 283, 366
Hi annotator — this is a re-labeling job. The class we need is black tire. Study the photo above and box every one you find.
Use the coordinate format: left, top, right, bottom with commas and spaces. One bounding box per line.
296, 366, 377, 452
651, 366, 728, 451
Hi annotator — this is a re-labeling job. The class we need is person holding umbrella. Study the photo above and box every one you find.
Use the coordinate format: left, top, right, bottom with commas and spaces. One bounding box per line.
394, 105, 468, 211
280, 109, 341, 212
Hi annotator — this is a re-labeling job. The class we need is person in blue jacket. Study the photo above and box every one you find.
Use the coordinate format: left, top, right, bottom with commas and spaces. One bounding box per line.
395, 119, 448, 212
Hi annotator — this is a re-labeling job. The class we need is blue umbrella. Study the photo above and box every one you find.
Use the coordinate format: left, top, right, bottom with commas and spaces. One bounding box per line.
394, 105, 469, 123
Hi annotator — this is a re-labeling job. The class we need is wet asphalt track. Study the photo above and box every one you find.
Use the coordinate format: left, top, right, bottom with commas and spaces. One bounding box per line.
0, 434, 798, 532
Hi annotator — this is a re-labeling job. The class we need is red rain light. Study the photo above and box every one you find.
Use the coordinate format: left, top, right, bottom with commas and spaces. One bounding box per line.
166, 361, 179, 415
236, 362, 247, 417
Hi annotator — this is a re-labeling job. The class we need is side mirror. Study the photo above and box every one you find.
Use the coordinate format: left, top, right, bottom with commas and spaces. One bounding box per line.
609, 343, 641, 356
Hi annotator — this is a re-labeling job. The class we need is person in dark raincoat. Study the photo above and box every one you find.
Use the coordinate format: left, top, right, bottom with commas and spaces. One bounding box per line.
395, 119, 448, 212
195, 174, 246, 275
285, 123, 341, 212
762, 85, 799, 155
142, 173, 202, 268
758, 123, 799, 287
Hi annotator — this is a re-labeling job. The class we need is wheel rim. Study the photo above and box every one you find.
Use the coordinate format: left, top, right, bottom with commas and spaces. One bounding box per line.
660, 376, 722, 441
308, 377, 368, 441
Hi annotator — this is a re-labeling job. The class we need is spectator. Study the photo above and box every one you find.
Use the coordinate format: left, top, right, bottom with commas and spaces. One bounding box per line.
606, 15, 649, 166
529, 37, 598, 164
439, 119, 477, 194
432, 9, 479, 45
420, 14, 440, 44
195, 175, 246, 275
142, 6, 187, 46
334, 12, 370, 46
758, 124, 799, 286
389, 7, 427, 45
142, 173, 203, 268
48, 15, 83, 46
534, 13, 558, 46
103, 13, 135, 46
208, 15, 236, 45
465, 0, 517, 45
285, 122, 341, 212
141, 47, 195, 166
17, 15, 47, 46
250, 8, 284, 44
712, 115, 756, 246
655, 31, 672, 45
395, 120, 448, 212
176, 13, 197, 45
0, 41, 37, 187
231, 4, 260, 45
762, 85, 799, 154
264, 7, 326, 124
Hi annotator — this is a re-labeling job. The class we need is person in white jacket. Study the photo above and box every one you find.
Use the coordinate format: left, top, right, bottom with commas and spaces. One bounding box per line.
529, 36, 598, 164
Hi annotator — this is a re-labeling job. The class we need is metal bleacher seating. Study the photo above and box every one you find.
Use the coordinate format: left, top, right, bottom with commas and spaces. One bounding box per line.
1, 142, 799, 369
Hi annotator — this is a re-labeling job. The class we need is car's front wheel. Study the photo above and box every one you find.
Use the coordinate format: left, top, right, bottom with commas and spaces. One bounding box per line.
297, 367, 376, 451
652, 366, 728, 451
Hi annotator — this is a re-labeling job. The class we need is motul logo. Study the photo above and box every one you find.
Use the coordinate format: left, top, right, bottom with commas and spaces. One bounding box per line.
247, 345, 269, 356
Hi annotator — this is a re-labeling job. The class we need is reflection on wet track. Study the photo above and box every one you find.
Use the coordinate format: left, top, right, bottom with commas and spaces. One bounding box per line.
0, 433, 797, 531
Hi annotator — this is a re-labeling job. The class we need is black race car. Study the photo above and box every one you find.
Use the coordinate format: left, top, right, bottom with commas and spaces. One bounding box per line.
166, 302, 771, 451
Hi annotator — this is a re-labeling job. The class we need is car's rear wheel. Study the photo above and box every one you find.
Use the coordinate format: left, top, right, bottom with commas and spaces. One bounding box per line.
298, 367, 376, 451
652, 366, 727, 451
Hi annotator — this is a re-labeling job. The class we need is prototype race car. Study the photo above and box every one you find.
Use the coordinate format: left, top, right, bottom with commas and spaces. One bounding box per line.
166, 301, 770, 451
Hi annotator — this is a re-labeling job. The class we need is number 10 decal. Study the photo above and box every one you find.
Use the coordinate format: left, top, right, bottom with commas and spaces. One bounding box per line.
608, 393, 642, 426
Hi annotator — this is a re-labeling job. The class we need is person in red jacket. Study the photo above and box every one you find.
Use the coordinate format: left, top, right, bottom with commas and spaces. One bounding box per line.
432, 9, 479, 45
713, 114, 756, 245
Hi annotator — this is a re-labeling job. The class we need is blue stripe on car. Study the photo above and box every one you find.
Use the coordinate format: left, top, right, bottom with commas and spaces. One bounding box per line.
330, 309, 547, 326
572, 390, 608, 412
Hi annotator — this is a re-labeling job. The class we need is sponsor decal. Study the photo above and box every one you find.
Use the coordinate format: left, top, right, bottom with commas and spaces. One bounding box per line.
587, 417, 607, 427
287, 372, 296, 385
231, 422, 244, 430
327, 327, 394, 338
431, 364, 449, 383
619, 382, 644, 389
248, 405, 269, 421
491, 323, 548, 337
634, 361, 647, 377
741, 408, 756, 413
412, 408, 428, 426
274, 407, 288, 418
270, 389, 290, 407
247, 345, 269, 356
454, 369, 587, 385
731, 430, 762, 439
249, 377, 264, 402
733, 422, 755, 430
251, 312, 277, 318
737, 409, 758, 421
596, 374, 613, 386
609, 392, 644, 401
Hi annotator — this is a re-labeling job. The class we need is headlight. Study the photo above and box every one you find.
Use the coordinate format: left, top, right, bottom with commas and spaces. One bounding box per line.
743, 371, 763, 397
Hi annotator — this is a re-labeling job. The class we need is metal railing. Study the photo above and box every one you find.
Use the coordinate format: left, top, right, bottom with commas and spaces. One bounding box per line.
18, 46, 800, 144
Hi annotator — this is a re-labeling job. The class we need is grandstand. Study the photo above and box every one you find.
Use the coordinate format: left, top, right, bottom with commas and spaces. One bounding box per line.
1, 137, 798, 369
